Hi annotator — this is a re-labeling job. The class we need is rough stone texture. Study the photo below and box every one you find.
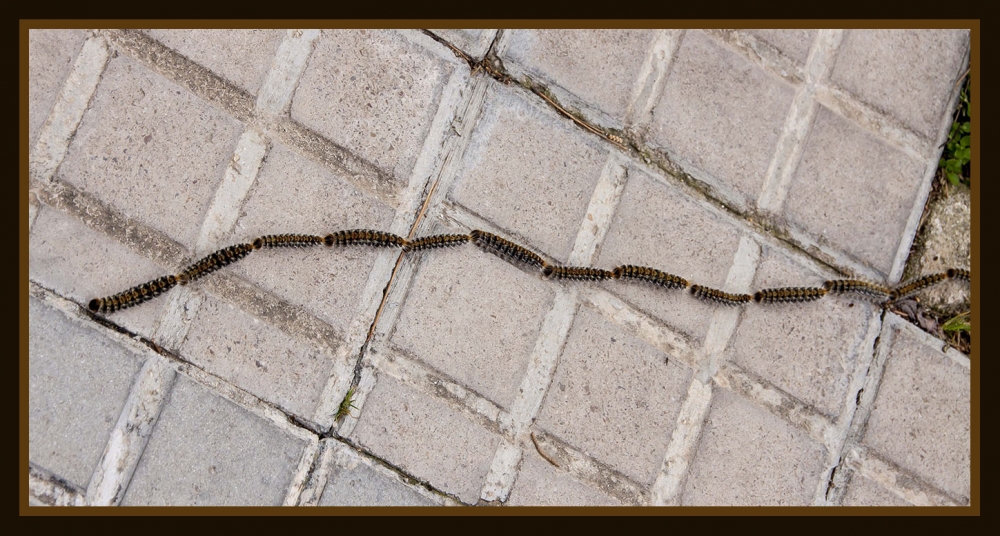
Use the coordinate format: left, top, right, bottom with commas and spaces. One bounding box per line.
29, 296, 145, 489
749, 29, 817, 64
29, 205, 168, 337
449, 85, 608, 262
727, 245, 874, 417
55, 54, 244, 250
229, 142, 397, 337
862, 320, 970, 502
429, 29, 495, 59
536, 306, 691, 485
840, 472, 911, 506
595, 168, 744, 342
503, 29, 654, 122
122, 375, 306, 506
350, 374, 502, 504
681, 389, 827, 505
320, 457, 437, 506
651, 30, 795, 206
28, 29, 89, 147
391, 245, 554, 409
145, 29, 284, 96
179, 292, 337, 419
291, 29, 456, 182
830, 30, 969, 139
908, 183, 971, 315
507, 449, 621, 506
783, 105, 926, 275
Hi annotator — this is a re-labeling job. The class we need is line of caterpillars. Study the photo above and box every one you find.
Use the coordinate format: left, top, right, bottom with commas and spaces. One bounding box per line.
88, 229, 972, 314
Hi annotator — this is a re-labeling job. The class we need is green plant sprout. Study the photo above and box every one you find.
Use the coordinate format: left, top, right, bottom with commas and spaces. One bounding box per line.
939, 77, 971, 187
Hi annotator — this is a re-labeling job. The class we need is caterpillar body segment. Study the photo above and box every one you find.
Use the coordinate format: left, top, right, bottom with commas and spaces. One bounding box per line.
324, 229, 407, 248
542, 265, 614, 281
404, 234, 471, 252
469, 230, 546, 269
178, 243, 255, 285
753, 287, 827, 304
253, 234, 324, 249
89, 275, 179, 313
822, 279, 891, 302
612, 265, 689, 289
889, 273, 949, 301
689, 284, 752, 306
947, 268, 970, 282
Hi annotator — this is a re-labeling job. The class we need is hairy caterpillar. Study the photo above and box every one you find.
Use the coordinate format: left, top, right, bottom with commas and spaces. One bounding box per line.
753, 287, 827, 304
253, 234, 324, 249
612, 265, 689, 290
542, 265, 614, 281
178, 243, 255, 285
947, 268, 970, 282
88, 275, 179, 313
469, 229, 546, 269
689, 284, 752, 306
404, 234, 471, 252
324, 229, 407, 248
889, 272, 948, 301
822, 280, 890, 302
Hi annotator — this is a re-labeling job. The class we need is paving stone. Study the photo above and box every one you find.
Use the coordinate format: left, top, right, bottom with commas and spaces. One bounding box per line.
862, 320, 970, 501
56, 53, 244, 250
681, 388, 827, 505
29, 296, 145, 489
291, 29, 457, 182
145, 29, 284, 96
727, 244, 875, 417
320, 455, 437, 506
429, 29, 495, 59
840, 472, 911, 506
28, 29, 89, 147
536, 305, 691, 485
450, 86, 608, 262
506, 449, 620, 506
595, 167, 744, 342
229, 142, 397, 336
503, 29, 654, 122
350, 374, 502, 504
830, 30, 969, 139
391, 245, 554, 409
749, 29, 816, 64
29, 205, 168, 336
121, 375, 306, 506
783, 105, 926, 275
179, 292, 337, 419
650, 30, 795, 207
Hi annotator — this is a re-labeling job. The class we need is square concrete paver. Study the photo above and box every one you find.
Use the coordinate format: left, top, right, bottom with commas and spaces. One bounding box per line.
319, 448, 438, 506
507, 449, 621, 506
840, 472, 911, 507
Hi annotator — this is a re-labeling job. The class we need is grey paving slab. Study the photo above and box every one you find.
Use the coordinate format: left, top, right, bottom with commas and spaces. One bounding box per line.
650, 30, 795, 207
595, 167, 744, 343
28, 29, 89, 147
429, 29, 495, 59
503, 29, 655, 123
121, 374, 306, 506
830, 30, 969, 139
229, 142, 397, 336
841, 472, 911, 507
29, 296, 145, 490
319, 454, 437, 506
681, 388, 828, 506
783, 105, 927, 276
291, 29, 458, 182
749, 29, 817, 64
507, 449, 621, 506
536, 305, 692, 486
726, 244, 875, 417
55, 53, 244, 250
390, 245, 555, 410
862, 320, 970, 502
350, 374, 502, 504
145, 29, 284, 96
29, 205, 168, 336
449, 84, 609, 262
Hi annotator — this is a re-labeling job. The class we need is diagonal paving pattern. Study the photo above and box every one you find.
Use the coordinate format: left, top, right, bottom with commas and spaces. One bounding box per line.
27, 27, 972, 507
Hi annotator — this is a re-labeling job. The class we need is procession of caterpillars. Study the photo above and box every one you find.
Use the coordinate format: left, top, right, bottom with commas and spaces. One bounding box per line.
88, 228, 971, 317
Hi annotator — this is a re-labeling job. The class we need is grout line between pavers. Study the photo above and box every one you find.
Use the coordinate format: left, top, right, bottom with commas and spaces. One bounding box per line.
703, 29, 807, 85
29, 462, 88, 507
85, 355, 177, 506
528, 431, 647, 506
324, 439, 461, 506
648, 377, 713, 505
843, 444, 965, 506
295, 437, 337, 506
29, 34, 109, 184
256, 29, 320, 117
624, 30, 684, 130
282, 436, 321, 506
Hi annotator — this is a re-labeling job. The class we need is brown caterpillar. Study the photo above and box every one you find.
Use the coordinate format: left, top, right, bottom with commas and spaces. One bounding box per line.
469, 229, 545, 269
889, 272, 948, 301
253, 234, 324, 249
822, 279, 890, 302
612, 265, 689, 290
542, 265, 614, 281
404, 234, 471, 252
324, 229, 407, 248
753, 287, 827, 304
89, 275, 179, 313
947, 268, 970, 282
178, 243, 255, 285
689, 284, 751, 306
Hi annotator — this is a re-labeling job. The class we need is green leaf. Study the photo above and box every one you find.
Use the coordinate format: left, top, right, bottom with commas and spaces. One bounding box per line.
942, 312, 970, 333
